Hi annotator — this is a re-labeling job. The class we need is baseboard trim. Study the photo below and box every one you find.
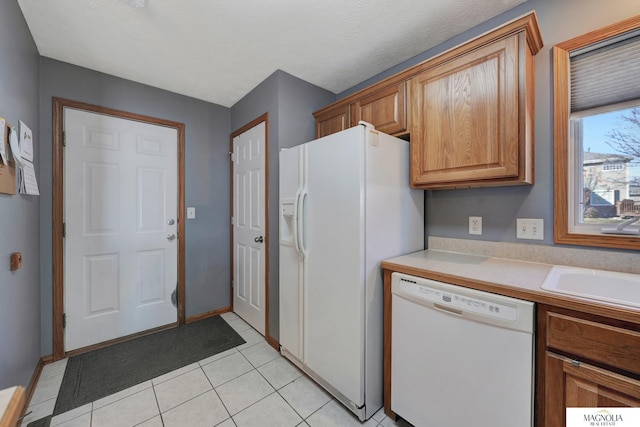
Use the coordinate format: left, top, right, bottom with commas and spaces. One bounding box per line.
266, 335, 279, 351
186, 307, 231, 323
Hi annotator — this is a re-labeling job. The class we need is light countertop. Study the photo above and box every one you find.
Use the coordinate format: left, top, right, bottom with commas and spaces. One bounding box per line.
382, 249, 552, 292
381, 249, 640, 323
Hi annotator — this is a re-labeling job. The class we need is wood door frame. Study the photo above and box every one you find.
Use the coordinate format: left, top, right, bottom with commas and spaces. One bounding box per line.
229, 113, 276, 350
52, 97, 186, 360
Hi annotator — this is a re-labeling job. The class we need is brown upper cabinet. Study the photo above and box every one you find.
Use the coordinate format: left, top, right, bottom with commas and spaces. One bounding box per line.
314, 103, 351, 139
313, 13, 543, 189
351, 82, 407, 136
410, 26, 538, 188
314, 82, 407, 138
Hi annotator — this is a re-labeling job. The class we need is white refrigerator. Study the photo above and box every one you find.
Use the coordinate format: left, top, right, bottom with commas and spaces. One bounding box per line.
279, 122, 424, 421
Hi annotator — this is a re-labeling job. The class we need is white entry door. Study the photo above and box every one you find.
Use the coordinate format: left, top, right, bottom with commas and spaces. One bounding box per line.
64, 108, 179, 351
232, 121, 266, 335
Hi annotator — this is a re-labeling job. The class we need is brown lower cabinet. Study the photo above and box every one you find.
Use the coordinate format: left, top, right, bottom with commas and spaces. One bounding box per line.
538, 305, 640, 427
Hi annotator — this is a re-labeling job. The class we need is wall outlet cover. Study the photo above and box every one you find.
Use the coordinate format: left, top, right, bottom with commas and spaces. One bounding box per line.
469, 216, 482, 235
516, 218, 544, 240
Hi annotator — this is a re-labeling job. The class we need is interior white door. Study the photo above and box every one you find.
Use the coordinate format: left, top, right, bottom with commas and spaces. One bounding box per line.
232, 121, 266, 334
64, 108, 178, 351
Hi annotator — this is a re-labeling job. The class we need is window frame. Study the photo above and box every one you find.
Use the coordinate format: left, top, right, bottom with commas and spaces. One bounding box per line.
553, 14, 640, 250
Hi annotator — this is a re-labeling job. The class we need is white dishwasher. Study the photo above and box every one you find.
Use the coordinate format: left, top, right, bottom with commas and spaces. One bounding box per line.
391, 272, 535, 427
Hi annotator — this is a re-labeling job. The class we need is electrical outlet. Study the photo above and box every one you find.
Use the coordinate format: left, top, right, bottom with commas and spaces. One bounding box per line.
469, 216, 482, 235
516, 218, 544, 240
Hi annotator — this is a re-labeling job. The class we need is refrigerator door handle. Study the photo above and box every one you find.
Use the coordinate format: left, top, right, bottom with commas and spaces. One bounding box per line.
297, 187, 309, 258
293, 188, 301, 254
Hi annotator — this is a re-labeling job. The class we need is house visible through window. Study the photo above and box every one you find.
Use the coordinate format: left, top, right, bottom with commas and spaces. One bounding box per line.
553, 15, 640, 249
572, 104, 640, 227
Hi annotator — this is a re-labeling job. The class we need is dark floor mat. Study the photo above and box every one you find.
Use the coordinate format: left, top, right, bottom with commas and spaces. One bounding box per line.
27, 415, 51, 427
54, 315, 245, 415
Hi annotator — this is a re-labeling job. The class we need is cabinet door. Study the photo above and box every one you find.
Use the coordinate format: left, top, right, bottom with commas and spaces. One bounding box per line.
314, 103, 350, 138
545, 352, 640, 427
352, 82, 407, 135
410, 35, 520, 187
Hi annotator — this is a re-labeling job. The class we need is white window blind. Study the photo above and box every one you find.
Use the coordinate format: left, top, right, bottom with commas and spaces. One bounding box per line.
570, 32, 640, 112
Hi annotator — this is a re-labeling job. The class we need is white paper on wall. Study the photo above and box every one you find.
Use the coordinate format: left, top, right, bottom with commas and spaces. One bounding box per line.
0, 117, 7, 165
16, 120, 39, 196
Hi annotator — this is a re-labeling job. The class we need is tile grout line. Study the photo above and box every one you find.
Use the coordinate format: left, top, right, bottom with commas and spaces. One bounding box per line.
201, 351, 255, 390
247, 362, 306, 424
153, 367, 216, 416
149, 380, 164, 427
201, 360, 234, 425
250, 357, 311, 423
274, 386, 309, 423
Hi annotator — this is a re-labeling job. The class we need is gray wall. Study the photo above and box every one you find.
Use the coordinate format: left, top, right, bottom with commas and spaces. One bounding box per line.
39, 59, 232, 355
0, 1, 41, 388
5, 0, 637, 381
230, 70, 334, 340
339, 0, 640, 248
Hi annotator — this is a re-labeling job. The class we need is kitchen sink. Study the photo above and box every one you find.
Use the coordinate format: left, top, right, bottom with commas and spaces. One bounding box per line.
541, 266, 640, 308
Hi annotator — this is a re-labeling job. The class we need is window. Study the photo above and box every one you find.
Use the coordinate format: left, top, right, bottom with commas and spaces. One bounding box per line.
554, 15, 640, 250
574, 104, 638, 225
602, 163, 623, 171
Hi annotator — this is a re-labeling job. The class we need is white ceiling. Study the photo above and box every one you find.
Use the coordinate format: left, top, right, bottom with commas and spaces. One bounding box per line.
18, 0, 527, 108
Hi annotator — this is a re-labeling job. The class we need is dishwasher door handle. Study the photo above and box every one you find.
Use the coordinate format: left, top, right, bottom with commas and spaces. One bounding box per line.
433, 303, 463, 316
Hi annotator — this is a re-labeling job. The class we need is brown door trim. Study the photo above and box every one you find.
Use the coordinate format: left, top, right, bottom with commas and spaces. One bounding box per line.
229, 113, 277, 350
52, 97, 186, 360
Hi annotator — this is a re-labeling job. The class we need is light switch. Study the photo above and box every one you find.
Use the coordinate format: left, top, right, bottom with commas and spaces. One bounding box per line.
187, 207, 196, 219
516, 218, 544, 240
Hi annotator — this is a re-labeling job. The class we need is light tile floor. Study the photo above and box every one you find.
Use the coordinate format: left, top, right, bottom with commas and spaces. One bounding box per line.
24, 312, 407, 427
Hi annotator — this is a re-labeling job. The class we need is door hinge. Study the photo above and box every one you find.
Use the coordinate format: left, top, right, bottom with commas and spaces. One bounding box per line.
62, 131, 66, 147
231, 216, 235, 226
63, 313, 66, 329
229, 152, 235, 162
62, 223, 66, 238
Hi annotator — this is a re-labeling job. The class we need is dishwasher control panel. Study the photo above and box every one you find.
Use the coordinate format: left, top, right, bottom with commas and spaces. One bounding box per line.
394, 275, 518, 322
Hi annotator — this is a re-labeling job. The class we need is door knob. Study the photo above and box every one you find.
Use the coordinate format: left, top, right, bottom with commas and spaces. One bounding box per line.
167, 233, 176, 241
167, 218, 175, 225
254, 236, 264, 243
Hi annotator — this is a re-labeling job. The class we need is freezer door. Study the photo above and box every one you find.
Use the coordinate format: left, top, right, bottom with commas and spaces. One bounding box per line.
279, 146, 304, 360
303, 126, 366, 408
